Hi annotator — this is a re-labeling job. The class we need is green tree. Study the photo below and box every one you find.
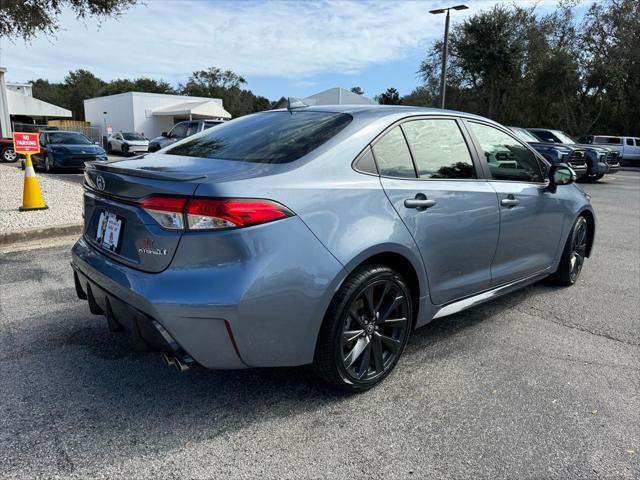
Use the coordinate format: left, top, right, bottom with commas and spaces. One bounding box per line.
100, 78, 176, 96
350, 86, 364, 95
0, 0, 138, 41
180, 67, 270, 117
377, 87, 402, 105
62, 69, 105, 120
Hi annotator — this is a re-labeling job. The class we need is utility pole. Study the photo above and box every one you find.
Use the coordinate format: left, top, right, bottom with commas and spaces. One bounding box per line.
429, 4, 468, 109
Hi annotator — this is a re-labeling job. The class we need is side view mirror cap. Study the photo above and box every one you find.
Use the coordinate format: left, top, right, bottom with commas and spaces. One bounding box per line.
548, 163, 576, 193
161, 131, 168, 137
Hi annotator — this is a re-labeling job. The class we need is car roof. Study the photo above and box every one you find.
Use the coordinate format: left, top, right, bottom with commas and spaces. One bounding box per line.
270, 104, 497, 123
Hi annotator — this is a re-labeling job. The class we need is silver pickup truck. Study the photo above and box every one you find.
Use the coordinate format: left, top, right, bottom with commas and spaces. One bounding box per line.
577, 135, 640, 162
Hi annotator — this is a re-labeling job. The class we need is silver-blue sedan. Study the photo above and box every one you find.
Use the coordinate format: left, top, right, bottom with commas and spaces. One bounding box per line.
71, 105, 594, 391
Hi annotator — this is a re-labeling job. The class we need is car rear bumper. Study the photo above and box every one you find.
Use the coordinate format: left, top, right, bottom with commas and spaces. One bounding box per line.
71, 216, 346, 369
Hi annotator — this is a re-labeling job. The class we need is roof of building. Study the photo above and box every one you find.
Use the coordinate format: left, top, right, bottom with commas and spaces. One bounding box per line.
151, 99, 231, 119
6, 89, 71, 118
302, 87, 376, 106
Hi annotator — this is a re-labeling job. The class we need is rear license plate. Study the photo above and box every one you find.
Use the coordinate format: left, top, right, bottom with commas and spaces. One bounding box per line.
96, 211, 123, 252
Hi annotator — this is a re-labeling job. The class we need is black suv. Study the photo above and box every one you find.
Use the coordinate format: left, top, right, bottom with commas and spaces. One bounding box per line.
148, 120, 223, 152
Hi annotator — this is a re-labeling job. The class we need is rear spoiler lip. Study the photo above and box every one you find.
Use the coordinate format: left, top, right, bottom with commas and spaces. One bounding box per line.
88, 161, 206, 182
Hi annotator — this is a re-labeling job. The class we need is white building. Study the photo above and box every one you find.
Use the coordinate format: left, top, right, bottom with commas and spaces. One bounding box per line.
302, 87, 376, 106
84, 92, 232, 139
0, 67, 72, 137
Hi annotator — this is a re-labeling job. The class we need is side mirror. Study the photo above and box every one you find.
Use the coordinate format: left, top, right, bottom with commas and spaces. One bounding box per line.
548, 163, 576, 193
161, 131, 168, 137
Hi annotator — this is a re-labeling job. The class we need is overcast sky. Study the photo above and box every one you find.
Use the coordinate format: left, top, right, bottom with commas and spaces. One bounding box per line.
0, 0, 591, 100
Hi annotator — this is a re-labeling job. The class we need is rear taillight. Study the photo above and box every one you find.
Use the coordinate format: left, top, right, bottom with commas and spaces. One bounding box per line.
139, 196, 293, 231
139, 196, 188, 230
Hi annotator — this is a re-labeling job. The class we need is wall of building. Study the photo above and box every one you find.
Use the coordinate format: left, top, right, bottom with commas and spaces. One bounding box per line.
84, 92, 226, 139
130, 93, 179, 138
84, 93, 135, 137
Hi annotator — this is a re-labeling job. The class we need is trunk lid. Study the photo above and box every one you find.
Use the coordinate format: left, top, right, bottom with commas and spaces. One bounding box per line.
82, 155, 283, 273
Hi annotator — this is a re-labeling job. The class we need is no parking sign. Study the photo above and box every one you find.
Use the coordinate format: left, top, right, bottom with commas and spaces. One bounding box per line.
12, 132, 40, 154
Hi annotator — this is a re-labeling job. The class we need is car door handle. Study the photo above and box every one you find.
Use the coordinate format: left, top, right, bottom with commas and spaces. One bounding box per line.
404, 195, 437, 210
500, 197, 520, 207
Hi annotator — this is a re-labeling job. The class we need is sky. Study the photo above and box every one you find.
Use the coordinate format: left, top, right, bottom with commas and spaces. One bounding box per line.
0, 0, 593, 101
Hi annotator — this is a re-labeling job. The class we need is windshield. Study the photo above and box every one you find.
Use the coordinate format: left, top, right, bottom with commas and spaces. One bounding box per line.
48, 132, 92, 145
123, 133, 145, 141
165, 111, 353, 163
553, 130, 577, 144
510, 127, 539, 143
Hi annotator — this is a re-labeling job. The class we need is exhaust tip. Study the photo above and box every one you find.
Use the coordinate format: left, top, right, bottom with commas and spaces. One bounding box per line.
160, 351, 176, 368
174, 356, 190, 373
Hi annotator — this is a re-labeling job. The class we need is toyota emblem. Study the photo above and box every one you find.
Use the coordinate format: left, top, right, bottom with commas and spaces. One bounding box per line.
96, 175, 106, 191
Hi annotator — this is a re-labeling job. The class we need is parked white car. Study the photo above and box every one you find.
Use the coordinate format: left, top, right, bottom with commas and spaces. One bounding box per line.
578, 135, 640, 162
107, 132, 149, 155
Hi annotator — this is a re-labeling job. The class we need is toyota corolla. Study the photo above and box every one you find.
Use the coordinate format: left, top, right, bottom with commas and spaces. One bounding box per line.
72, 105, 594, 391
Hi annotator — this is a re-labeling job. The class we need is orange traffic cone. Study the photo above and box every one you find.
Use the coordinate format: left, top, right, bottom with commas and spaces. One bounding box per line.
19, 153, 48, 211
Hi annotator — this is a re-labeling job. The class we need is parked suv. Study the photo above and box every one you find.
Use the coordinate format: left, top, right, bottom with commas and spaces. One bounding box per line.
527, 128, 620, 182
72, 106, 594, 391
577, 135, 640, 163
148, 120, 223, 152
509, 127, 588, 180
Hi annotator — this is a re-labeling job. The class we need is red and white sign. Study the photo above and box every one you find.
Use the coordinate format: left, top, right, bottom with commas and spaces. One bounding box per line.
12, 132, 40, 154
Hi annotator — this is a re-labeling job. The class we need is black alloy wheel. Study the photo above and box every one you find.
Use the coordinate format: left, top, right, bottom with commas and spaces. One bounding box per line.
552, 216, 589, 286
121, 143, 129, 155
568, 217, 588, 283
314, 265, 412, 391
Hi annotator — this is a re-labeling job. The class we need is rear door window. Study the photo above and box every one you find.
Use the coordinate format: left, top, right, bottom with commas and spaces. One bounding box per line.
626, 138, 634, 146
401, 119, 475, 179
166, 111, 352, 164
469, 122, 544, 183
371, 126, 416, 178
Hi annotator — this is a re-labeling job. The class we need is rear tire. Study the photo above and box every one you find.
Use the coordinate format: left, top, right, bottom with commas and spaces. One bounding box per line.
551, 216, 589, 286
313, 264, 413, 392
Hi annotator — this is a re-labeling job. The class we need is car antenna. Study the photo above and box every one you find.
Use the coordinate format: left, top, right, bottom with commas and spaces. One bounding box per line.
287, 97, 307, 114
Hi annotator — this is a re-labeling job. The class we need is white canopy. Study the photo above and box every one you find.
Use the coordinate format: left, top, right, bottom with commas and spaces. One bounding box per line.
152, 100, 231, 119
6, 89, 71, 117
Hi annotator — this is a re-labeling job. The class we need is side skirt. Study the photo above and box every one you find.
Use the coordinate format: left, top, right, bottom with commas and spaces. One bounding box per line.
431, 271, 549, 320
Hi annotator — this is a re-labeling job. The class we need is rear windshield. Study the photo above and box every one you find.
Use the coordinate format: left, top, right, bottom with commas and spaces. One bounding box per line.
165, 111, 352, 163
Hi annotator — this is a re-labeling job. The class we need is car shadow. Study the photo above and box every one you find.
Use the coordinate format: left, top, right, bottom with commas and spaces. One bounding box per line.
2, 278, 559, 471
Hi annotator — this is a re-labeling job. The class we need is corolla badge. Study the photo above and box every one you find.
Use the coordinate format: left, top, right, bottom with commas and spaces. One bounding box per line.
96, 175, 106, 191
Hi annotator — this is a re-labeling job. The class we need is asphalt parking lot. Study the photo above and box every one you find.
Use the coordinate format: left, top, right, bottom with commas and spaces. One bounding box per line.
0, 172, 638, 479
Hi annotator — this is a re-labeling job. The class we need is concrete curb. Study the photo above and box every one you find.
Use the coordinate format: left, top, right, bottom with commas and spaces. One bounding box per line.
0, 223, 83, 246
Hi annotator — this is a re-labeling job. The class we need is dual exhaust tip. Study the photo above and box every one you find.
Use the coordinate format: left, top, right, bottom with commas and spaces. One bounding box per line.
160, 351, 190, 372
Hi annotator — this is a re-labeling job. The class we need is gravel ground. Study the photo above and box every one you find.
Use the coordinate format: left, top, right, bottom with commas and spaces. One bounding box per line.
0, 172, 638, 479
0, 162, 83, 234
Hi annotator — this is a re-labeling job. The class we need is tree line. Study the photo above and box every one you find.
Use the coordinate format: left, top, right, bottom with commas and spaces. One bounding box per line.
379, 0, 639, 137
30, 68, 271, 120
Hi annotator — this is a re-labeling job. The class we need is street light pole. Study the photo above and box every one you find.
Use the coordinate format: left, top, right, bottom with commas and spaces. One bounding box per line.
430, 4, 468, 109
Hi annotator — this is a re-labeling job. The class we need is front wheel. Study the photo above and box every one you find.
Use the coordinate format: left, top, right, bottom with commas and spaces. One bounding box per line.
1, 145, 18, 162
313, 264, 413, 392
551, 216, 589, 286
